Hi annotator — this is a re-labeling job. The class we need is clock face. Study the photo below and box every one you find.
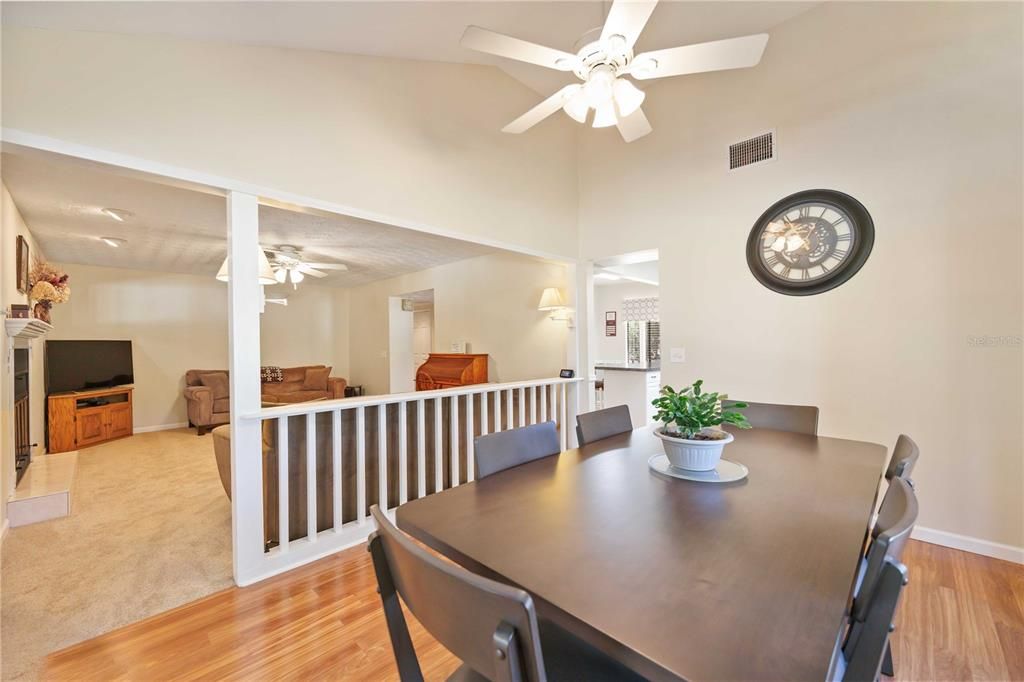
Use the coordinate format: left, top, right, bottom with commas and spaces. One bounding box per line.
746, 190, 874, 296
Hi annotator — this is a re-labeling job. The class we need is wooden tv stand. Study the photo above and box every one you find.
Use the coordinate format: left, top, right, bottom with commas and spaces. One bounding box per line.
48, 386, 134, 453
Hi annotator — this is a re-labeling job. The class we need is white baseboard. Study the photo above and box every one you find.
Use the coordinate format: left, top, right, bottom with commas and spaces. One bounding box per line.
912, 526, 1024, 565
134, 422, 189, 434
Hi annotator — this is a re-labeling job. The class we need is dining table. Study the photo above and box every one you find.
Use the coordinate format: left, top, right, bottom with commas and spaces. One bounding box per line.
395, 425, 887, 681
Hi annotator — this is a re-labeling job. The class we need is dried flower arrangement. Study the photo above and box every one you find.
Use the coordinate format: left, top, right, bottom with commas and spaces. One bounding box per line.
28, 257, 70, 323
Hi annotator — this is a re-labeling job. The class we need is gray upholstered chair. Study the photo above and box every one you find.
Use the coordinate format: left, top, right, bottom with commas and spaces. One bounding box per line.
834, 558, 909, 682
474, 421, 560, 479
852, 476, 918, 677
721, 399, 819, 435
367, 505, 643, 682
575, 405, 633, 446
885, 434, 919, 483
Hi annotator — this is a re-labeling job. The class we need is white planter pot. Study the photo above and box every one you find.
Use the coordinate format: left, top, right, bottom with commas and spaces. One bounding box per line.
654, 428, 734, 471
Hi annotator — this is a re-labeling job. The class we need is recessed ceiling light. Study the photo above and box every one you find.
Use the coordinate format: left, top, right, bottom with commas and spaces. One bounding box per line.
100, 237, 127, 248
594, 271, 622, 281
101, 208, 132, 222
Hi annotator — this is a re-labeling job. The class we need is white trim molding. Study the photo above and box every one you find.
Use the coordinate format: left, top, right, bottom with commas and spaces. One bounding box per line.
134, 422, 190, 434
912, 526, 1024, 565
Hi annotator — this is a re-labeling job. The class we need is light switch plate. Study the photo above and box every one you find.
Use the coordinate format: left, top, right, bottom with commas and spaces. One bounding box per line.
670, 347, 686, 363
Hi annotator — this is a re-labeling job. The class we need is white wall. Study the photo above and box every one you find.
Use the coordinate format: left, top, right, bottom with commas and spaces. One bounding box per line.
47, 264, 349, 429
0, 25, 579, 258
578, 2, 1023, 550
347, 252, 570, 395
0, 183, 47, 532
593, 281, 659, 364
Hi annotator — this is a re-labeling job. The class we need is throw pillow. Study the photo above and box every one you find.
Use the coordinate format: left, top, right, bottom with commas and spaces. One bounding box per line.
199, 372, 230, 400
260, 366, 284, 383
302, 366, 331, 391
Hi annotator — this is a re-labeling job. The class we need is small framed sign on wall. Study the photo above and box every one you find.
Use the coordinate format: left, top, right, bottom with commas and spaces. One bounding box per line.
16, 236, 29, 294
605, 311, 617, 337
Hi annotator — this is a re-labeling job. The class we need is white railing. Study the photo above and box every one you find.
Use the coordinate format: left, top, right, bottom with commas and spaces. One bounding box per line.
233, 377, 582, 584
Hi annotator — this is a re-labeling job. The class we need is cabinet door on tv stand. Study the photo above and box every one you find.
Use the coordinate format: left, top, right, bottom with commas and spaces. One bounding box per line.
76, 411, 108, 447
108, 403, 132, 438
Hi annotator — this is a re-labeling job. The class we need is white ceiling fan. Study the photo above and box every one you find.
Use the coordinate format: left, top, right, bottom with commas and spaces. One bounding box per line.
264, 245, 349, 289
461, 0, 769, 142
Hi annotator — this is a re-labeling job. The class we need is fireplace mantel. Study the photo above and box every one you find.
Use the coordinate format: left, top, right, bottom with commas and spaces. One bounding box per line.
5, 317, 52, 341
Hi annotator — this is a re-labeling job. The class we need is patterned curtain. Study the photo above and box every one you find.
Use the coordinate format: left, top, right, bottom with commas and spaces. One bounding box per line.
622, 297, 659, 322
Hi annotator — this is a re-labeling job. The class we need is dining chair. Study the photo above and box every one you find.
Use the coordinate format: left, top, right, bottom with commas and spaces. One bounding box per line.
721, 400, 819, 435
834, 558, 909, 682
851, 476, 918, 678
575, 405, 633, 446
367, 505, 644, 682
474, 421, 560, 479
884, 434, 919, 483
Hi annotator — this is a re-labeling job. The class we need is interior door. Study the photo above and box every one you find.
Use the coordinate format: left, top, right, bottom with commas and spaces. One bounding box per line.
76, 410, 107, 446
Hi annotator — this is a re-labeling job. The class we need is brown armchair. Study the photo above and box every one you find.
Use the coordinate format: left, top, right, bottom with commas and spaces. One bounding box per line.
184, 369, 231, 435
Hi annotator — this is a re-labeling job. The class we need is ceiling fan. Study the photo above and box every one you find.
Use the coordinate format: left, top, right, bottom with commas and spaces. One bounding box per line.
461, 0, 769, 142
264, 245, 349, 289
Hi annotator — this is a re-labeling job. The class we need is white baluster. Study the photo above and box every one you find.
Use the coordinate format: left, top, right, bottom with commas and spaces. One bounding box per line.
332, 410, 342, 531
540, 384, 548, 422
532, 386, 538, 425
450, 395, 460, 486
518, 387, 526, 427
466, 392, 475, 482
434, 397, 443, 492
505, 389, 513, 431
277, 416, 289, 553
378, 405, 387, 511
416, 399, 426, 499
559, 383, 568, 451
398, 401, 408, 505
306, 413, 317, 542
356, 406, 366, 524
480, 391, 490, 437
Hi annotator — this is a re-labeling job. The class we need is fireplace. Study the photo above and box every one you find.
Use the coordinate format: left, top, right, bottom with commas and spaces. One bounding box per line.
14, 347, 31, 485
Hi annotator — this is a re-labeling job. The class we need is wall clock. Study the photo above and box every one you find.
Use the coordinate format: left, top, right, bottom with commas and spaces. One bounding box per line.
746, 189, 874, 296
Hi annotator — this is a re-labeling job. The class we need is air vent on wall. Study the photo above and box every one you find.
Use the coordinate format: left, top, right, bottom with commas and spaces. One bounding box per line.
729, 131, 775, 170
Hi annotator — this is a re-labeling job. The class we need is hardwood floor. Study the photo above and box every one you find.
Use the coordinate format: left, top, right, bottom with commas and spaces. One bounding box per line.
43, 539, 1023, 681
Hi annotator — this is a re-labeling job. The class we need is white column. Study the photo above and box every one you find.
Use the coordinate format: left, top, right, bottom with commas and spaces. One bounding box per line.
227, 191, 264, 586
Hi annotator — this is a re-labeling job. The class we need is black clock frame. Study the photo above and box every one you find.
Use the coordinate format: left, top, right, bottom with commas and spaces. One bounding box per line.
746, 189, 874, 296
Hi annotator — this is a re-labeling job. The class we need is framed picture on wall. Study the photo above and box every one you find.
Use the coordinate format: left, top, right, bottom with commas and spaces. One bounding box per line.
16, 236, 29, 294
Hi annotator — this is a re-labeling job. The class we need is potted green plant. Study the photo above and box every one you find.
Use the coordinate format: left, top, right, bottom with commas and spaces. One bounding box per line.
651, 379, 750, 471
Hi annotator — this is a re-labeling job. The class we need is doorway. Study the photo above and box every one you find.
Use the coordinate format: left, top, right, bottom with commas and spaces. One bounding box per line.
388, 289, 434, 393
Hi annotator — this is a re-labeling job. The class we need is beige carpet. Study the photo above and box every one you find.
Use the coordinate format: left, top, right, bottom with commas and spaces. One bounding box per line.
1, 428, 233, 681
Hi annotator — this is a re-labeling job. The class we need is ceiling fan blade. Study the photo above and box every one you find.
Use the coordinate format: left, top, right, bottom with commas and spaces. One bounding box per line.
502, 84, 581, 134
601, 0, 658, 51
461, 26, 578, 71
631, 33, 769, 80
296, 264, 328, 278
303, 262, 349, 271
616, 106, 653, 143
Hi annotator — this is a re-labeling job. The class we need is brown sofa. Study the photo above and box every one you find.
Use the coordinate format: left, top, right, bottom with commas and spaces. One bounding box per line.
184, 366, 346, 435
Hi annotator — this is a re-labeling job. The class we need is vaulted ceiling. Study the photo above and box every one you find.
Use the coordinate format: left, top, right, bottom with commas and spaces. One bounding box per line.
1, 1, 817, 95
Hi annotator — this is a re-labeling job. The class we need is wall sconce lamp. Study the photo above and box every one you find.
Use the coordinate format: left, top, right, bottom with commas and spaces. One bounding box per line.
538, 287, 575, 327
215, 246, 278, 286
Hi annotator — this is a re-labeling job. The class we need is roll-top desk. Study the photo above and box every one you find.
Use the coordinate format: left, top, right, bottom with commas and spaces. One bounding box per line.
415, 353, 488, 391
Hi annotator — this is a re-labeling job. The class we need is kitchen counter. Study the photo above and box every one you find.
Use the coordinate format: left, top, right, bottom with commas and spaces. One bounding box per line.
594, 362, 661, 372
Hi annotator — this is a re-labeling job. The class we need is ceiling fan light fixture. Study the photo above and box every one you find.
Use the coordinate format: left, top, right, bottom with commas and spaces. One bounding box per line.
274, 267, 288, 284
563, 89, 589, 123
583, 67, 615, 108
592, 100, 617, 128
613, 78, 645, 116
290, 269, 304, 284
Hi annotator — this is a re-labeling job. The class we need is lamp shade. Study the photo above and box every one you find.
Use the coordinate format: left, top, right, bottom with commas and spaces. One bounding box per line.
538, 287, 566, 311
216, 246, 278, 285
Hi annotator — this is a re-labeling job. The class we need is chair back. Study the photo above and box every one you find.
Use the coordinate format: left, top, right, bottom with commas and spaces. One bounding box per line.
842, 558, 908, 682
855, 477, 917, 623
722, 400, 819, 435
576, 405, 633, 445
885, 434, 919, 482
474, 421, 560, 479
368, 505, 547, 682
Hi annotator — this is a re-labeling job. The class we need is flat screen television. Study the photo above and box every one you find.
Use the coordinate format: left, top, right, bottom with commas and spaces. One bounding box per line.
45, 340, 134, 394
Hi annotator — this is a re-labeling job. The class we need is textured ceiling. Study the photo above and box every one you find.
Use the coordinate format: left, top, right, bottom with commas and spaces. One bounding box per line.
0, 151, 496, 288
1, 1, 818, 95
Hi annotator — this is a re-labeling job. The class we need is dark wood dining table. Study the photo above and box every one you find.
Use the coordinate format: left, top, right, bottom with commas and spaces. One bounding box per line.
396, 426, 887, 681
